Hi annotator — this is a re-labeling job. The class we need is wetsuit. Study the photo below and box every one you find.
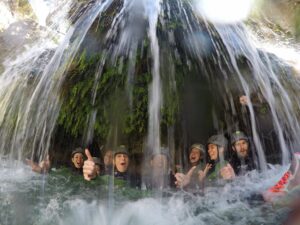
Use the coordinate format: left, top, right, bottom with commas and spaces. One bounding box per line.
114, 170, 141, 189
71, 166, 83, 175
185, 163, 205, 190
229, 154, 255, 175
144, 171, 176, 190
206, 160, 230, 183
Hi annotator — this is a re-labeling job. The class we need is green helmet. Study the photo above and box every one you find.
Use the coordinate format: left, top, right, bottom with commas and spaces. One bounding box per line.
231, 131, 248, 145
114, 145, 129, 157
189, 143, 205, 156
207, 134, 228, 148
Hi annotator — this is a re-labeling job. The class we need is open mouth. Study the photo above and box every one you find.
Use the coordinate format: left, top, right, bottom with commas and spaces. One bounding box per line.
190, 157, 197, 162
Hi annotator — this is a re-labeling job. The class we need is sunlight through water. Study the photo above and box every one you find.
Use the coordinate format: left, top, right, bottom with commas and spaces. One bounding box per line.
194, 0, 254, 24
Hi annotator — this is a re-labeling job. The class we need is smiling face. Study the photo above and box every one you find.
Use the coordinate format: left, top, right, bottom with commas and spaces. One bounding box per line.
72, 153, 84, 169
114, 153, 129, 173
208, 144, 218, 161
189, 148, 201, 165
233, 139, 249, 159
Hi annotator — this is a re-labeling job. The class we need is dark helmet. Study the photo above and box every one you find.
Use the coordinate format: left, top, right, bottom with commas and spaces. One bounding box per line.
207, 134, 228, 148
71, 147, 84, 158
113, 145, 129, 157
231, 131, 248, 145
92, 157, 102, 166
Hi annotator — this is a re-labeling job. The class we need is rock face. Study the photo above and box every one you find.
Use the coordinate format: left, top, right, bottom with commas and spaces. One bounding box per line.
0, 1, 37, 71
260, 0, 300, 38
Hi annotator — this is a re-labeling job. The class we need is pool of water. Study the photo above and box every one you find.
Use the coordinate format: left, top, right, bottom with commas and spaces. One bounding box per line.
0, 159, 290, 225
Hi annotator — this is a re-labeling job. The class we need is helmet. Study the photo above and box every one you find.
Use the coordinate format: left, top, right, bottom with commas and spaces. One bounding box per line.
92, 157, 102, 166
114, 145, 129, 156
231, 131, 248, 145
189, 143, 205, 156
71, 147, 84, 158
207, 134, 228, 148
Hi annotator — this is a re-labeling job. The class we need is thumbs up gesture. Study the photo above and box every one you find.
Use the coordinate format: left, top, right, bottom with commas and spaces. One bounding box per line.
220, 163, 236, 180
83, 149, 97, 181
175, 166, 196, 188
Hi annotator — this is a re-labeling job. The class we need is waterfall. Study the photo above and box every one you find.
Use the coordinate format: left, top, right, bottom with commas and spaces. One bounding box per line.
1, 0, 300, 225
144, 0, 162, 155
0, 0, 299, 168
0, 0, 114, 161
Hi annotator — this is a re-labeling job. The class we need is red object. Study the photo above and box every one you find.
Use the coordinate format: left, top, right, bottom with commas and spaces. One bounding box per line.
268, 171, 291, 193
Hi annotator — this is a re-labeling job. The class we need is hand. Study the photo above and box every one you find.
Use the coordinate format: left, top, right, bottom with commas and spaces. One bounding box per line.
220, 164, 235, 180
239, 95, 248, 106
198, 163, 212, 182
262, 191, 285, 203
83, 149, 96, 181
26, 159, 42, 173
175, 166, 196, 188
39, 155, 51, 173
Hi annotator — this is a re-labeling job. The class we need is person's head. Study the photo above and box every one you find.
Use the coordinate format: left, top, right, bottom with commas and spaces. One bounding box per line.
207, 135, 228, 161
113, 145, 129, 173
71, 147, 84, 169
93, 157, 102, 175
189, 144, 205, 166
103, 149, 113, 168
150, 147, 170, 174
231, 131, 249, 159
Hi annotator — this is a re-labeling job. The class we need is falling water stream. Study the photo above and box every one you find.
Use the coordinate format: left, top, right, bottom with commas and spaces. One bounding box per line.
1, 0, 300, 224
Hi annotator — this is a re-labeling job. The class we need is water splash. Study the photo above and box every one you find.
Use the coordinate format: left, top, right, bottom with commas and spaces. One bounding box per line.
0, 157, 289, 225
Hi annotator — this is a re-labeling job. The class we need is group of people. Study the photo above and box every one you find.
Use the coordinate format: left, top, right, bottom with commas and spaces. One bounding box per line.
27, 130, 255, 190
39, 130, 254, 191
175, 130, 255, 190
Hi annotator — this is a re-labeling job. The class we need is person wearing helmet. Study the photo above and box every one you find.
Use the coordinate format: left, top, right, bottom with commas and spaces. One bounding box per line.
144, 146, 176, 190
103, 149, 113, 174
206, 134, 235, 181
189, 144, 205, 167
71, 147, 85, 175
239, 94, 281, 164
229, 131, 256, 175
92, 157, 103, 176
83, 145, 140, 188
113, 145, 130, 180
175, 144, 211, 189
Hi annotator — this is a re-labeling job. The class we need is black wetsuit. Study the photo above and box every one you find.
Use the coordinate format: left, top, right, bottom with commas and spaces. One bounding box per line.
229, 154, 255, 176
71, 166, 83, 175
184, 163, 205, 190
144, 171, 176, 190
114, 170, 141, 189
